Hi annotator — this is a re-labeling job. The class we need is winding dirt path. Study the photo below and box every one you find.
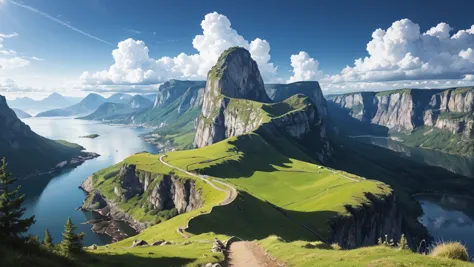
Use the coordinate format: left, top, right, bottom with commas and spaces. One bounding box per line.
226, 241, 282, 267
159, 155, 237, 237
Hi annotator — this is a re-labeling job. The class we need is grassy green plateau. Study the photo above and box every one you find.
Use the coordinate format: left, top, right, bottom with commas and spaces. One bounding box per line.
56, 91, 472, 266
59, 128, 472, 266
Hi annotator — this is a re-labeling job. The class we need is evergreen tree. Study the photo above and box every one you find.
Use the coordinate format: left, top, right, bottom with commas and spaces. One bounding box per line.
43, 228, 53, 249
0, 158, 35, 242
60, 217, 84, 254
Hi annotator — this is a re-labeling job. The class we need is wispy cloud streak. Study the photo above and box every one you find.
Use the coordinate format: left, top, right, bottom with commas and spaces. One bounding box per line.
9, 0, 113, 46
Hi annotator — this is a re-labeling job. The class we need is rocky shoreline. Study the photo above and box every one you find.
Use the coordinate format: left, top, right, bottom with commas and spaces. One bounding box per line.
81, 216, 135, 243
141, 133, 177, 152
78, 176, 145, 242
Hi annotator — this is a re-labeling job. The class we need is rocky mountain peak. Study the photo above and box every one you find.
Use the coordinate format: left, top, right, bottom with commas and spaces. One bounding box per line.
207, 46, 271, 102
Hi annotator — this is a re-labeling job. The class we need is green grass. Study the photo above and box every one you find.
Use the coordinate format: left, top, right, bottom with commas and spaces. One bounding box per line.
258, 236, 472, 266
55, 140, 85, 150
392, 127, 474, 156
451, 87, 473, 95
87, 152, 226, 224
164, 132, 390, 240
1, 242, 224, 267
375, 88, 412, 97
438, 112, 473, 120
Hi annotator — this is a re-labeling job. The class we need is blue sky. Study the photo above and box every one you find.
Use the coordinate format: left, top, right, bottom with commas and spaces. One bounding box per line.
1, 0, 474, 99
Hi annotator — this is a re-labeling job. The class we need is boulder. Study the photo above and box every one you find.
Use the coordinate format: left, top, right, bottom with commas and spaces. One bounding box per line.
160, 241, 172, 246
131, 239, 148, 247
151, 240, 165, 246
211, 238, 225, 253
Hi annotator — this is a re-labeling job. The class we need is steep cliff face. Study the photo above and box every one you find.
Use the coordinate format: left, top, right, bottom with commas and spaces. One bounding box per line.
331, 87, 474, 138
153, 80, 206, 109
114, 163, 202, 214
194, 47, 272, 148
147, 175, 202, 214
81, 163, 202, 230
177, 85, 204, 114
329, 192, 403, 249
266, 81, 328, 119
194, 47, 332, 159
331, 92, 377, 122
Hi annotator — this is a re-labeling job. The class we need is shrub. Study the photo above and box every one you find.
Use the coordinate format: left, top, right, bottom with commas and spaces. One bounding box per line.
25, 235, 41, 246
430, 242, 469, 262
378, 234, 395, 247
398, 234, 409, 250
302, 241, 332, 250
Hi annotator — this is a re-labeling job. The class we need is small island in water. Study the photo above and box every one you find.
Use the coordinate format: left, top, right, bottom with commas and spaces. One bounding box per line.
80, 134, 100, 139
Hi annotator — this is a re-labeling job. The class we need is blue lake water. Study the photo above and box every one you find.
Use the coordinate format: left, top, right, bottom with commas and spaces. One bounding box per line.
417, 195, 474, 256
356, 136, 474, 255
20, 117, 159, 246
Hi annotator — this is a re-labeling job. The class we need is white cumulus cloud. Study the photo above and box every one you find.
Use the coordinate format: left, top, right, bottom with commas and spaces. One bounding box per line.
326, 19, 474, 84
81, 12, 277, 85
0, 32, 30, 69
288, 51, 323, 83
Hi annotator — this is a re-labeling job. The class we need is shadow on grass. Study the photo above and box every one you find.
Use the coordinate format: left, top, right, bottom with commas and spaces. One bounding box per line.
86, 253, 195, 267
1, 243, 196, 267
196, 127, 324, 179
187, 191, 338, 242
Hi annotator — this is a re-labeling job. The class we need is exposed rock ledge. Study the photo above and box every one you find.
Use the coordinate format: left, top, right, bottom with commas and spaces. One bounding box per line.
329, 192, 406, 249
80, 163, 203, 239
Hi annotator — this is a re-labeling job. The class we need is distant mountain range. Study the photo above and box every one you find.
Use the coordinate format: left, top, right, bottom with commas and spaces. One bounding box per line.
36, 93, 107, 117
12, 108, 32, 119
7, 93, 82, 115
79, 95, 153, 120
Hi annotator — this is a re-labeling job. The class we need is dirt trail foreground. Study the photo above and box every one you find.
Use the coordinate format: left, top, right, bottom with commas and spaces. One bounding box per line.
226, 241, 283, 267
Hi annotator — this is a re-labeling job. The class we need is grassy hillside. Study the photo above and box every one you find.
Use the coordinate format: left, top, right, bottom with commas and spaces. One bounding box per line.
259, 236, 472, 267
23, 90, 472, 266
77, 130, 474, 266
86, 153, 226, 224
391, 126, 474, 156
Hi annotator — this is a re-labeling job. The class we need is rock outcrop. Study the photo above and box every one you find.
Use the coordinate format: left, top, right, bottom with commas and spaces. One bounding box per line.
266, 81, 328, 119
329, 192, 403, 249
153, 80, 206, 109
81, 163, 203, 232
177, 85, 205, 114
147, 174, 202, 214
114, 163, 202, 214
194, 47, 271, 148
331, 87, 474, 138
193, 47, 331, 161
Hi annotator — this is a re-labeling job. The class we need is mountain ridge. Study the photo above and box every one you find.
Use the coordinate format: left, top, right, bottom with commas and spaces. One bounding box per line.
329, 87, 474, 155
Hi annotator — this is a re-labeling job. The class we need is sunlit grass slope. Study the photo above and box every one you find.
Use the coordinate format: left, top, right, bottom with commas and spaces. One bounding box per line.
258, 236, 472, 267
164, 132, 391, 239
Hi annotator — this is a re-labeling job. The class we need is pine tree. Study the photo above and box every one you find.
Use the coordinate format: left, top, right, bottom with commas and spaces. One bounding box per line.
43, 228, 53, 249
60, 217, 84, 254
0, 158, 35, 242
